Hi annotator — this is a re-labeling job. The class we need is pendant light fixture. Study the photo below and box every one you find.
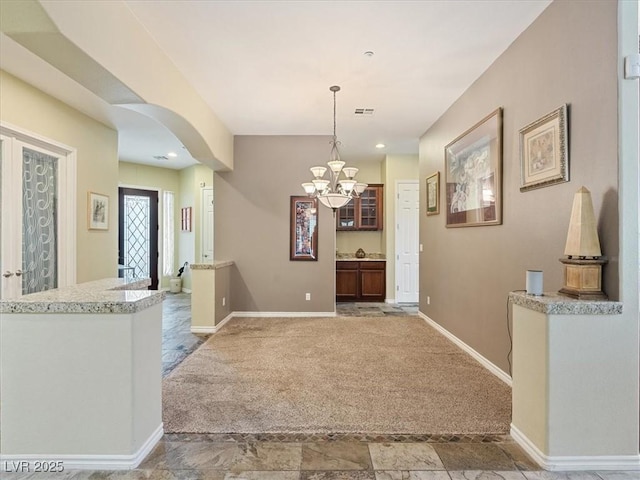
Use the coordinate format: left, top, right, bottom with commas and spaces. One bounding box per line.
301, 85, 367, 211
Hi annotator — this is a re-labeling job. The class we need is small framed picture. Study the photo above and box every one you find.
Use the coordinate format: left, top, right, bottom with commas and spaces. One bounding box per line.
88, 192, 109, 230
520, 104, 569, 192
426, 172, 440, 216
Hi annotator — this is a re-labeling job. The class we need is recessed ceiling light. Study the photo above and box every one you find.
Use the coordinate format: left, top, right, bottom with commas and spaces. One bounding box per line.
375, 143, 386, 149
167, 152, 178, 158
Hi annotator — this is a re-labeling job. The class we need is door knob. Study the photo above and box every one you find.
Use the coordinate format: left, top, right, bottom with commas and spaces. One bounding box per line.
3, 271, 13, 278
15, 269, 23, 277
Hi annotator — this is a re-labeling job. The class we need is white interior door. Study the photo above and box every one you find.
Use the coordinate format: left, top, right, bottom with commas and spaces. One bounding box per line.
396, 181, 419, 303
201, 187, 214, 263
0, 125, 76, 299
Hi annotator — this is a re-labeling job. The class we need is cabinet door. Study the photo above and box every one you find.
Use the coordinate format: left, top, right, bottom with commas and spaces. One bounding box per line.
359, 261, 386, 301
336, 198, 356, 230
336, 262, 358, 301
358, 185, 383, 230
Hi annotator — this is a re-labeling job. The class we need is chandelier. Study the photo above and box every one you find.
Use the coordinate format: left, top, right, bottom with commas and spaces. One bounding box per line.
302, 85, 367, 211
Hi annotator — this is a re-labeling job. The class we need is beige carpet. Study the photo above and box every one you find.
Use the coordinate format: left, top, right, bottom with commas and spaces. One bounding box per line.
162, 316, 511, 434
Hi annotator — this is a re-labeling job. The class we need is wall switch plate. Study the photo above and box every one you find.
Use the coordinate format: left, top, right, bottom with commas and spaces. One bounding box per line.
419, 244, 423, 252
427, 296, 431, 305
305, 293, 311, 301
222, 297, 226, 307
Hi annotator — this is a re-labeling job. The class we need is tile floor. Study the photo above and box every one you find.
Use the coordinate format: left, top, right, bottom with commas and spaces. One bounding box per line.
336, 302, 419, 317
162, 292, 209, 377
4, 294, 635, 479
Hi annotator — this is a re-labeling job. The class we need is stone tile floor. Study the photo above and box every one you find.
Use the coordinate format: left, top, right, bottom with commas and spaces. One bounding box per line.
5, 295, 634, 479
336, 302, 419, 317
162, 292, 210, 377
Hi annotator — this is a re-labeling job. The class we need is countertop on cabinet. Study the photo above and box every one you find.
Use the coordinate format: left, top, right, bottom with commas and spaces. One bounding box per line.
190, 260, 235, 270
0, 277, 164, 314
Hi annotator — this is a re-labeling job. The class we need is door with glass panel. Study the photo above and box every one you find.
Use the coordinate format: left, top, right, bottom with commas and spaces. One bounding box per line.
118, 187, 159, 290
0, 131, 74, 299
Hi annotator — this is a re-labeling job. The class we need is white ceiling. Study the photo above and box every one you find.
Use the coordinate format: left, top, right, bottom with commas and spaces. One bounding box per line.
2, 0, 553, 169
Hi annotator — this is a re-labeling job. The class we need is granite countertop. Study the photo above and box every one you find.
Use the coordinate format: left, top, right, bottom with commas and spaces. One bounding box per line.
509, 291, 622, 315
0, 277, 165, 314
336, 253, 386, 262
190, 260, 235, 270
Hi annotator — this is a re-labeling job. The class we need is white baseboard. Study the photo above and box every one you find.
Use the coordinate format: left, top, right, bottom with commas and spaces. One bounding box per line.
0, 424, 163, 471
190, 313, 235, 334
418, 311, 512, 386
190, 325, 215, 334
510, 424, 640, 471
190, 311, 335, 334
232, 311, 337, 318
385, 298, 396, 304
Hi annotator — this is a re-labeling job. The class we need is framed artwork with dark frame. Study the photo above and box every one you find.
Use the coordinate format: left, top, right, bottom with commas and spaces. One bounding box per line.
290, 196, 318, 261
444, 108, 503, 228
519, 104, 569, 192
426, 172, 440, 216
88, 191, 109, 230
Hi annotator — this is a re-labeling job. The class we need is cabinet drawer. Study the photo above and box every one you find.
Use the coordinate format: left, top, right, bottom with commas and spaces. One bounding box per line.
336, 261, 358, 270
359, 261, 385, 270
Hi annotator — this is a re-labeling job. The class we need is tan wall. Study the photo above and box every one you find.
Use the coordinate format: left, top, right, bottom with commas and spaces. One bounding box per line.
177, 164, 213, 291
215, 136, 335, 313
419, 0, 619, 373
0, 70, 118, 283
383, 155, 419, 300
118, 162, 181, 288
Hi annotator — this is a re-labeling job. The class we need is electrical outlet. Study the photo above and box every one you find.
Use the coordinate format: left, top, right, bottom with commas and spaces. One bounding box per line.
222, 297, 226, 307
305, 293, 311, 301
427, 296, 431, 305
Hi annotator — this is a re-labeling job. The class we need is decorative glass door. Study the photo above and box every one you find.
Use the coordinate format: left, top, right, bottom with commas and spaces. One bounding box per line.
118, 187, 159, 289
0, 128, 75, 299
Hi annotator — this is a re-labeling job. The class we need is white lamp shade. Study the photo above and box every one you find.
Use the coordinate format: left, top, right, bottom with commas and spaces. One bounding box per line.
354, 182, 368, 194
327, 160, 345, 173
342, 167, 359, 179
318, 193, 351, 209
312, 179, 330, 192
310, 166, 327, 178
339, 179, 356, 193
302, 182, 316, 195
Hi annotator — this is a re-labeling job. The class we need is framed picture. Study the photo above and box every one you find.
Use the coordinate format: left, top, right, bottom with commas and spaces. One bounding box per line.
445, 108, 503, 228
426, 172, 440, 216
519, 104, 569, 192
181, 207, 192, 232
290, 196, 318, 261
88, 192, 109, 230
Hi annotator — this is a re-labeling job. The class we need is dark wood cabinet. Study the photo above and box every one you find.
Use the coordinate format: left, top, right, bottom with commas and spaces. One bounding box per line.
336, 261, 385, 302
336, 184, 383, 231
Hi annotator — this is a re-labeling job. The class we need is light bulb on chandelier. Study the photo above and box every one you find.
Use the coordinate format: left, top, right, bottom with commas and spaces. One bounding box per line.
301, 85, 367, 212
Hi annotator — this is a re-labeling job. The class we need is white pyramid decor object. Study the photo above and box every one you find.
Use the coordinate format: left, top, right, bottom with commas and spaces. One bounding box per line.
559, 186, 607, 300
564, 186, 602, 258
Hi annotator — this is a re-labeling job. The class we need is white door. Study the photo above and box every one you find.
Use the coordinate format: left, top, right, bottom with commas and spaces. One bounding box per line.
0, 125, 76, 299
201, 187, 214, 263
396, 181, 419, 303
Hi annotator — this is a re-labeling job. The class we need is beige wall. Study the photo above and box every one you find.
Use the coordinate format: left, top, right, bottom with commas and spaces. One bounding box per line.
336, 159, 384, 255
0, 70, 118, 283
178, 164, 214, 291
119, 162, 182, 288
419, 0, 619, 373
383, 155, 419, 300
215, 136, 335, 313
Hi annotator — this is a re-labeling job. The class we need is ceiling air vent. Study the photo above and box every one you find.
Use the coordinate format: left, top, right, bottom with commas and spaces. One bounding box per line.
354, 108, 374, 116
153, 155, 169, 161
